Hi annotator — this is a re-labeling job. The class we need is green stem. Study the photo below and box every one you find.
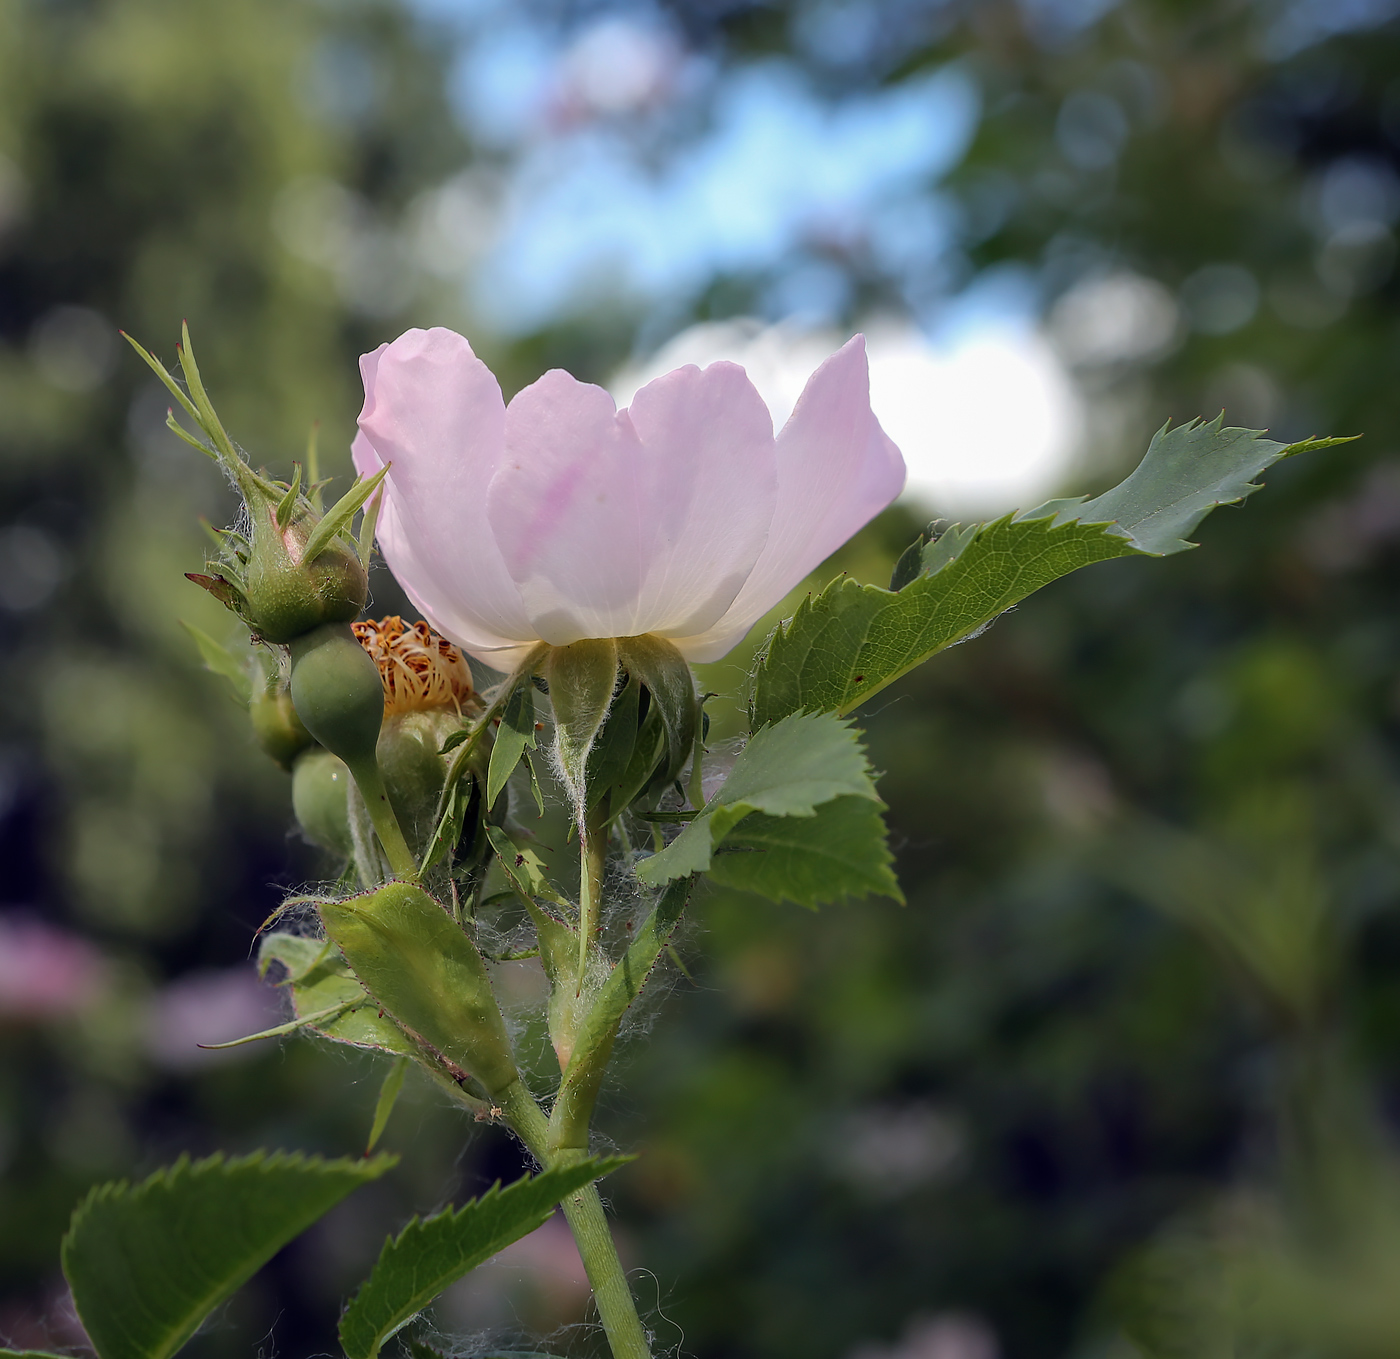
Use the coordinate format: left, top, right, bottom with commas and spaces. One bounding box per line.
548, 876, 693, 1156
558, 1177, 651, 1359
345, 755, 416, 879
576, 810, 606, 989
495, 1081, 649, 1359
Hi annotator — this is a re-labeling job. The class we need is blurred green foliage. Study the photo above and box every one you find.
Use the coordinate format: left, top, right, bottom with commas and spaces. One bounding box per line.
5, 0, 1400, 1356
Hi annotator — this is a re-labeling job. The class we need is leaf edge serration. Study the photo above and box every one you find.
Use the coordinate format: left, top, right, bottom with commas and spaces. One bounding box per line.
62, 1148, 397, 1359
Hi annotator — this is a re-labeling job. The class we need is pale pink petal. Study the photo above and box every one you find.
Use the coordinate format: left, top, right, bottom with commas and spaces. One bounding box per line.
354, 440, 537, 666
676, 334, 904, 660
485, 362, 776, 645
356, 329, 534, 650
625, 361, 778, 634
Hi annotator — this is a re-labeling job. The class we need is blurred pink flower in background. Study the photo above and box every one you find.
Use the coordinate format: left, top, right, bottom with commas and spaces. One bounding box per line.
0, 916, 104, 1020
145, 967, 283, 1070
353, 326, 905, 668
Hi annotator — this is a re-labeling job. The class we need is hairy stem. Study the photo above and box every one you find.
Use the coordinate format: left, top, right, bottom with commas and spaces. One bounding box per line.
558, 1175, 651, 1359
496, 1081, 651, 1359
344, 755, 416, 879
576, 810, 607, 990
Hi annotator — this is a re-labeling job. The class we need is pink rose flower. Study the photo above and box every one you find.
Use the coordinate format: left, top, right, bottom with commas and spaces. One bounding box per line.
353, 327, 905, 668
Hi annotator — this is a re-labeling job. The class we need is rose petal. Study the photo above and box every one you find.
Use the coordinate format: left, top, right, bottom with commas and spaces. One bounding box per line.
353, 444, 537, 666
485, 362, 777, 645
675, 334, 905, 661
356, 328, 534, 650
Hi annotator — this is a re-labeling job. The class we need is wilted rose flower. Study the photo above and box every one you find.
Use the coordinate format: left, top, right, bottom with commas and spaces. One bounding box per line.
353, 327, 905, 667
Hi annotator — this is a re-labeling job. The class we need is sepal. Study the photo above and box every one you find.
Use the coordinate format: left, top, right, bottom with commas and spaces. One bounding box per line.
319, 883, 519, 1097
126, 326, 379, 645
617, 632, 698, 791
545, 639, 619, 821
487, 826, 582, 1067
258, 931, 419, 1057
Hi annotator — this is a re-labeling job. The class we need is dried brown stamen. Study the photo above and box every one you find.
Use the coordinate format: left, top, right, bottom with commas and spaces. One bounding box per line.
352, 616, 477, 716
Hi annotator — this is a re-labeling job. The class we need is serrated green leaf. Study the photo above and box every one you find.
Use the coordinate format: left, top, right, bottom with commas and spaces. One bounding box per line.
751, 515, 1131, 724
707, 795, 901, 907
636, 711, 878, 886
339, 1158, 628, 1359
63, 1149, 396, 1359
179, 621, 251, 704
258, 932, 419, 1058
752, 418, 1341, 726
302, 464, 391, 564
890, 520, 978, 589
486, 678, 537, 810
1038, 420, 1355, 556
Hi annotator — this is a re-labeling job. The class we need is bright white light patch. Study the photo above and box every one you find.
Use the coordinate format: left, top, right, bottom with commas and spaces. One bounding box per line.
611, 317, 1083, 518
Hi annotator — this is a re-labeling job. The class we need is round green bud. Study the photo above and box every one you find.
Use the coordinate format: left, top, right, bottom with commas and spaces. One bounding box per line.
244, 501, 367, 645
291, 747, 354, 857
249, 683, 313, 771
288, 622, 384, 774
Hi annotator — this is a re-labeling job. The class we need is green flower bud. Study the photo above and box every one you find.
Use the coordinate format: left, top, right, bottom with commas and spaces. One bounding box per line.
353, 617, 488, 861
291, 747, 354, 857
124, 326, 386, 648
241, 497, 367, 645
378, 710, 463, 858
288, 622, 385, 774
249, 678, 313, 771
